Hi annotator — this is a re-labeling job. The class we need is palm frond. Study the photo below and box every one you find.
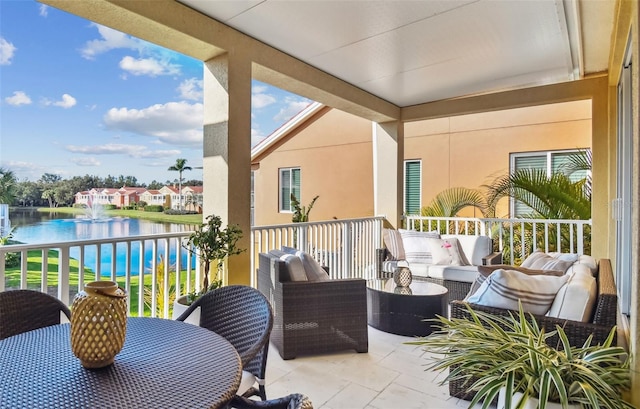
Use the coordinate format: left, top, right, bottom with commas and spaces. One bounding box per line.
421, 187, 488, 217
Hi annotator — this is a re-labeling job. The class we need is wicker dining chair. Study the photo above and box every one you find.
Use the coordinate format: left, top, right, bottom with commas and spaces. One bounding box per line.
229, 393, 313, 409
0, 289, 71, 340
176, 285, 274, 400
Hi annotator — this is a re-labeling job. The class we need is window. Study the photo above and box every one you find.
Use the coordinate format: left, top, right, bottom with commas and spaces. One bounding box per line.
510, 149, 589, 216
279, 167, 300, 212
404, 160, 422, 215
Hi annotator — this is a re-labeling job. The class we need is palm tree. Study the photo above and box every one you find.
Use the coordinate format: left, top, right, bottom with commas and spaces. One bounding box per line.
484, 168, 591, 220
168, 159, 192, 211
418, 187, 487, 233
0, 167, 18, 205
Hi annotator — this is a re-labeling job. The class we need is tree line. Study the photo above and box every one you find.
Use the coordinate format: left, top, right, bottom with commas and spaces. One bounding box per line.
0, 168, 202, 208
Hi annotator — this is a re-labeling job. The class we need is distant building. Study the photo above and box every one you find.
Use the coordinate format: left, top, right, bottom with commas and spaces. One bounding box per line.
74, 185, 202, 210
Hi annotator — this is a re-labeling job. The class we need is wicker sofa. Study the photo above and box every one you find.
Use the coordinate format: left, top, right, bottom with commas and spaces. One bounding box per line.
448, 258, 618, 401
257, 252, 369, 360
377, 233, 502, 301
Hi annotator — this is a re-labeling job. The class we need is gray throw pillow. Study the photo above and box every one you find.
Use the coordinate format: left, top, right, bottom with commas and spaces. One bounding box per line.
298, 251, 329, 281
278, 253, 308, 282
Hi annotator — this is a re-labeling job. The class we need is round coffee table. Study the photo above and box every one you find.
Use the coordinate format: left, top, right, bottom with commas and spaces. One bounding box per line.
366, 279, 448, 336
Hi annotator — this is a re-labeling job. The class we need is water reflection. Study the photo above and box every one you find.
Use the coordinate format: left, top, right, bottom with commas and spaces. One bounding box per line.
9, 209, 198, 276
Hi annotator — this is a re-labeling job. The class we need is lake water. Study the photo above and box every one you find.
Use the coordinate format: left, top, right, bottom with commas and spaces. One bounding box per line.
9, 209, 197, 276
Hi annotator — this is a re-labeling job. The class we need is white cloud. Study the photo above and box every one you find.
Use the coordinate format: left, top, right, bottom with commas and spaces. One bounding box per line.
0, 37, 17, 65
103, 101, 203, 147
39, 4, 49, 17
0, 160, 56, 181
119, 56, 180, 77
251, 128, 266, 147
70, 157, 101, 166
5, 91, 32, 106
44, 94, 77, 109
65, 143, 181, 159
80, 24, 141, 60
252, 88, 276, 109
178, 78, 203, 101
273, 97, 312, 123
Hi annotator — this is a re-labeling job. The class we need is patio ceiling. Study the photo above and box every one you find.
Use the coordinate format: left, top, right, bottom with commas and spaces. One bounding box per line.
178, 0, 616, 108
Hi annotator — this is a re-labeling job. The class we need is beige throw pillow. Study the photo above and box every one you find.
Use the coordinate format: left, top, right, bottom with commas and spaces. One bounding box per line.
466, 268, 569, 315
520, 251, 574, 273
383, 228, 405, 260
425, 237, 469, 266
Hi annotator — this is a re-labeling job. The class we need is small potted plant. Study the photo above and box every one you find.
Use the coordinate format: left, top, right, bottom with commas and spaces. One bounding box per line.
172, 214, 244, 318
408, 304, 633, 409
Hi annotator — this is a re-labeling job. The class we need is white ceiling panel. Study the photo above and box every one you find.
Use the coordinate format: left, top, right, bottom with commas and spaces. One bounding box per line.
179, 0, 614, 107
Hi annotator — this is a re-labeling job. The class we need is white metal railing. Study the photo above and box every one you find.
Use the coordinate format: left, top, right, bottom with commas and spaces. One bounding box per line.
250, 216, 385, 283
1, 214, 588, 315
404, 215, 592, 265
0, 231, 199, 319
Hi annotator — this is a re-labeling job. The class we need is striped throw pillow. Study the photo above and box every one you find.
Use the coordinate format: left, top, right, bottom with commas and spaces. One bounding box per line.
383, 228, 406, 260
466, 268, 569, 315
399, 229, 440, 264
520, 251, 573, 273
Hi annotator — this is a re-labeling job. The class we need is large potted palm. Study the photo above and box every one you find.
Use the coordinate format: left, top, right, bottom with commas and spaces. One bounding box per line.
408, 304, 633, 409
172, 214, 244, 319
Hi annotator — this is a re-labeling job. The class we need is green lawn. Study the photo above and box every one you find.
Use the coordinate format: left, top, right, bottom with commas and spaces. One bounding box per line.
3, 249, 195, 317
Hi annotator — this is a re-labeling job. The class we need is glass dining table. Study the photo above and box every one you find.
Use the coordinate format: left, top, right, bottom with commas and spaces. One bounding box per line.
0, 317, 241, 408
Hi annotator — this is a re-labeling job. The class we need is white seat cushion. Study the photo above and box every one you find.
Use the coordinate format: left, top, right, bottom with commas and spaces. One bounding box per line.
427, 265, 479, 283
405, 262, 428, 277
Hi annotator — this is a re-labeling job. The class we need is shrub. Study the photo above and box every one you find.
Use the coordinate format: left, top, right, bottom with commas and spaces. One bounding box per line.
164, 209, 198, 215
145, 205, 164, 212
103, 204, 117, 210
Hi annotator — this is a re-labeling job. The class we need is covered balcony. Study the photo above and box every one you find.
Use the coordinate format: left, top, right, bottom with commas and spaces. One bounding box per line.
2, 0, 639, 407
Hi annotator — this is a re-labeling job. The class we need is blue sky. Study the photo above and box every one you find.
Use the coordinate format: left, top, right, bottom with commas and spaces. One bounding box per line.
0, 0, 312, 184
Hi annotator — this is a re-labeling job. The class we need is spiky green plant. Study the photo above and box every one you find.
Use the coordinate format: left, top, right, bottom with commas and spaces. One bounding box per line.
418, 187, 487, 233
408, 304, 632, 409
143, 255, 176, 316
484, 168, 591, 221
291, 193, 319, 223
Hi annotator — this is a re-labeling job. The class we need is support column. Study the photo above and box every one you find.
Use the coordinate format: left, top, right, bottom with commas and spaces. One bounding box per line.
373, 121, 404, 228
202, 52, 252, 285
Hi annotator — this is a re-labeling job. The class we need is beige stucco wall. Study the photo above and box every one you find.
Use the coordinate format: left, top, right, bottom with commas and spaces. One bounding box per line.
253, 108, 374, 226
405, 100, 592, 217
254, 100, 591, 224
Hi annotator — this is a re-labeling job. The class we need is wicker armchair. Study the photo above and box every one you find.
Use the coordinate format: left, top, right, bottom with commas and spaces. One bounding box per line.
448, 258, 618, 401
257, 252, 368, 360
0, 289, 71, 340
176, 285, 273, 400
229, 393, 313, 409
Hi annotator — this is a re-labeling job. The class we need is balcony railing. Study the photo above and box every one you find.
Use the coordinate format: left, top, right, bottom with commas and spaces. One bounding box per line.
404, 215, 592, 265
250, 216, 385, 282
0, 232, 200, 319
0, 215, 590, 317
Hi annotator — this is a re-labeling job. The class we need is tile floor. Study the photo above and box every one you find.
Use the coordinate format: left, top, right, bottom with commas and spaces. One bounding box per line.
263, 326, 489, 409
